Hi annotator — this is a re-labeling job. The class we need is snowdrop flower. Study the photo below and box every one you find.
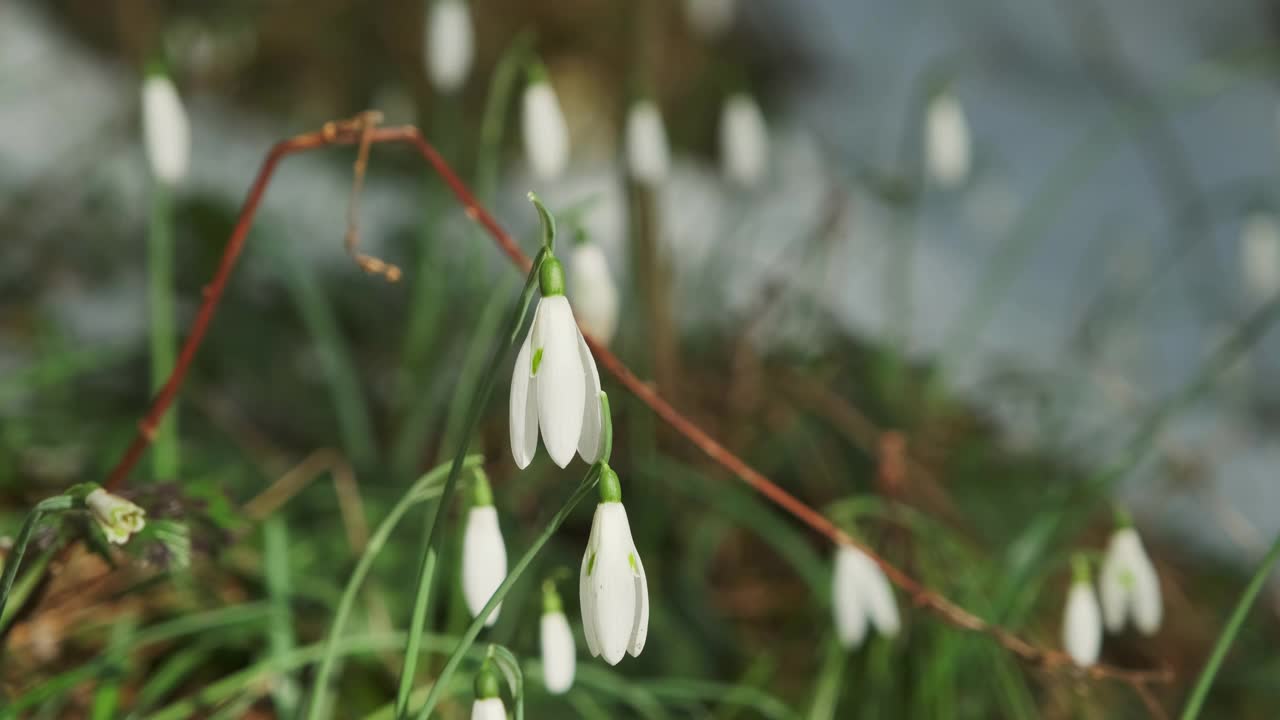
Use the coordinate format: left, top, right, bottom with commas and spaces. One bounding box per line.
568, 238, 619, 345
85, 488, 146, 545
510, 256, 604, 468
1099, 522, 1162, 635
141, 71, 190, 185
461, 472, 507, 626
1062, 555, 1102, 667
522, 65, 570, 180
425, 0, 474, 93
685, 0, 735, 39
925, 90, 971, 188
580, 466, 648, 665
471, 662, 506, 720
625, 99, 670, 185
719, 93, 768, 187
832, 543, 900, 649
1240, 212, 1280, 304
540, 580, 577, 694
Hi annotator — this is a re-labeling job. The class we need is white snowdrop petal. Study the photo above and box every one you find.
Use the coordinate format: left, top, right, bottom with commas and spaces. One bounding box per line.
541, 611, 577, 694
534, 297, 586, 468
580, 505, 605, 658
625, 100, 670, 184
576, 331, 604, 464
426, 0, 473, 92
1241, 212, 1280, 303
523, 82, 570, 179
852, 549, 900, 638
832, 547, 868, 648
1099, 533, 1130, 633
142, 75, 190, 184
1125, 540, 1163, 636
591, 503, 639, 665
509, 320, 540, 469
720, 94, 768, 187
471, 697, 506, 720
461, 507, 507, 626
627, 541, 649, 657
926, 92, 971, 187
569, 243, 620, 345
1063, 581, 1102, 667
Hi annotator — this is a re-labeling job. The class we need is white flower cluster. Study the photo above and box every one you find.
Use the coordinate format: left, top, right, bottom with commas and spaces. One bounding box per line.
1060, 523, 1163, 668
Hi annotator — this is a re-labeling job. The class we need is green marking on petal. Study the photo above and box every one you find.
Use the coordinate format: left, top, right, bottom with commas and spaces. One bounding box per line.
628, 552, 637, 572
532, 347, 544, 375
1120, 569, 1135, 590
587, 551, 596, 576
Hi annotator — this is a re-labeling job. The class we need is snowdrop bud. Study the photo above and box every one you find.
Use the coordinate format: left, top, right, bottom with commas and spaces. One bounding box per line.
925, 90, 971, 188
471, 663, 506, 720
832, 544, 900, 649
541, 580, 577, 694
1062, 555, 1102, 667
510, 254, 604, 469
625, 99, 670, 185
425, 0, 474, 93
1240, 212, 1280, 304
719, 93, 769, 187
141, 71, 191, 185
85, 488, 147, 545
522, 66, 570, 180
569, 240, 619, 345
461, 474, 507, 626
685, 0, 735, 39
1099, 524, 1162, 636
580, 466, 649, 665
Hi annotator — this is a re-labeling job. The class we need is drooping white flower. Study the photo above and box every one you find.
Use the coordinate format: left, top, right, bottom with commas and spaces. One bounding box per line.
1240, 212, 1280, 304
580, 467, 648, 665
540, 582, 577, 694
925, 90, 971, 188
472, 662, 506, 720
510, 257, 604, 468
461, 476, 507, 626
568, 242, 619, 345
425, 0, 474, 93
1099, 526, 1162, 636
832, 544, 900, 649
141, 72, 190, 185
85, 488, 147, 545
719, 93, 768, 187
685, 0, 735, 39
522, 70, 570, 180
1062, 557, 1102, 667
625, 99, 670, 185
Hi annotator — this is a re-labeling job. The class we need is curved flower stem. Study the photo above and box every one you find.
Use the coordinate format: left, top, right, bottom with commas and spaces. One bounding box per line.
413, 466, 601, 720
0, 495, 76, 623
147, 183, 179, 480
1179, 531, 1280, 720
391, 249, 546, 719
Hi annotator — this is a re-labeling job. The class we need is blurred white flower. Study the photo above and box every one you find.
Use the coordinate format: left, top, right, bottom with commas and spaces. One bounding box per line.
85, 488, 146, 545
425, 0, 474, 93
685, 0, 735, 39
510, 258, 604, 468
580, 469, 648, 665
461, 504, 507, 626
719, 93, 768, 187
1062, 559, 1102, 667
471, 698, 505, 720
1099, 526, 1162, 636
569, 242, 619, 345
832, 544, 900, 649
625, 99, 671, 185
141, 73, 190, 184
522, 74, 570, 180
540, 584, 577, 694
925, 90, 971, 188
1240, 212, 1280, 304
471, 663, 506, 720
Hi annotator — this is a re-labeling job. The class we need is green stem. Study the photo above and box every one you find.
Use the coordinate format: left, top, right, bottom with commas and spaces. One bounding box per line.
0, 495, 76, 622
305, 456, 481, 720
475, 30, 535, 202
148, 183, 179, 479
392, 251, 546, 718
1179, 531, 1280, 720
412, 466, 602, 720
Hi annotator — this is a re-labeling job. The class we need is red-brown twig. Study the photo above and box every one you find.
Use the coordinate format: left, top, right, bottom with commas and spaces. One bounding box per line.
101, 115, 1172, 691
